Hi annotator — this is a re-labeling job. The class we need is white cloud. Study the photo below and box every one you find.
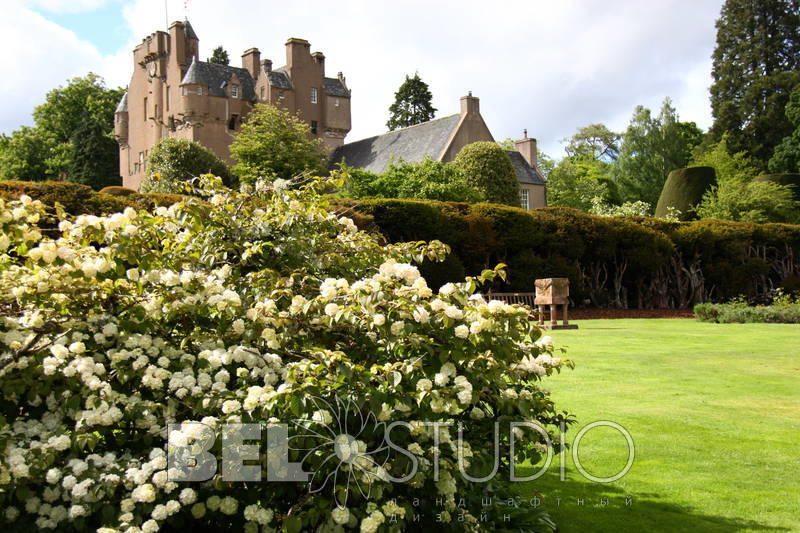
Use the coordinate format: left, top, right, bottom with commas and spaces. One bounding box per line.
2, 0, 723, 158
0, 4, 105, 133
19, 0, 111, 14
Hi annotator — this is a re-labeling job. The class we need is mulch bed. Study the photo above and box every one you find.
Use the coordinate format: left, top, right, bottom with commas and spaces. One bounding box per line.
561, 308, 695, 320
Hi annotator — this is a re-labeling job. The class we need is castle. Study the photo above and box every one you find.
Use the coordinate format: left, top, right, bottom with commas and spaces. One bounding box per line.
114, 20, 352, 190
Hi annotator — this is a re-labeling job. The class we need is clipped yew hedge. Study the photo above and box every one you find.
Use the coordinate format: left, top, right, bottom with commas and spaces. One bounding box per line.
332, 197, 800, 309
655, 166, 717, 220
0, 180, 190, 215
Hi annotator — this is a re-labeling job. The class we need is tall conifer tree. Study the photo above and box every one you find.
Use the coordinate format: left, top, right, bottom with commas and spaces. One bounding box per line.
387, 73, 437, 131
709, 0, 800, 167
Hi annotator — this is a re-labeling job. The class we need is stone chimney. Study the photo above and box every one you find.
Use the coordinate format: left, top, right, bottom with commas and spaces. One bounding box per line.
262, 59, 273, 73
169, 21, 187, 66
242, 47, 261, 80
515, 129, 537, 169
285, 37, 311, 72
460, 91, 480, 115
312, 51, 325, 74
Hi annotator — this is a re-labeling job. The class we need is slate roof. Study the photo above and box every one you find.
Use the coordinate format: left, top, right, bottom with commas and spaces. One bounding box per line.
507, 151, 546, 185
183, 19, 198, 41
268, 69, 292, 89
324, 77, 350, 97
115, 91, 128, 113
180, 59, 257, 101
330, 114, 461, 173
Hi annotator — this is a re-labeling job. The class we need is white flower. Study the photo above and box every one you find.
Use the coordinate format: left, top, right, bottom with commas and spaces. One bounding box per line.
444, 305, 464, 319
412, 307, 430, 323
416, 379, 432, 392
221, 400, 241, 414
219, 496, 238, 515
454, 325, 469, 338
332, 507, 350, 525
439, 283, 456, 295
132, 483, 156, 503
324, 303, 340, 317
372, 313, 386, 326
390, 321, 405, 335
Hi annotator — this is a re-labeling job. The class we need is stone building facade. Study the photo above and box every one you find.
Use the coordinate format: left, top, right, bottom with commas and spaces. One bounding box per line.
114, 20, 351, 189
331, 94, 546, 209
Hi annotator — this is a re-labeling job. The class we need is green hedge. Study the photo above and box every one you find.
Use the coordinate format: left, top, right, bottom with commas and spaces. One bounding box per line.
694, 302, 800, 323
5, 182, 799, 308
335, 197, 800, 308
0, 180, 191, 215
655, 166, 716, 220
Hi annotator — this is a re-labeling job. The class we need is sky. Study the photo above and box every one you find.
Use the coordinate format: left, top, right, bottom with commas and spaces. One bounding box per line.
2, 0, 724, 158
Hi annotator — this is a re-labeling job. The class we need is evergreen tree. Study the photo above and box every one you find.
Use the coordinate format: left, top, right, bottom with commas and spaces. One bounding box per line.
769, 85, 800, 172
67, 119, 120, 189
709, 0, 800, 167
386, 73, 436, 131
209, 46, 230, 65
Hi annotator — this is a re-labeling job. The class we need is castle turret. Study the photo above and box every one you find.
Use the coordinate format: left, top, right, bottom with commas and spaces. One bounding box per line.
114, 92, 128, 143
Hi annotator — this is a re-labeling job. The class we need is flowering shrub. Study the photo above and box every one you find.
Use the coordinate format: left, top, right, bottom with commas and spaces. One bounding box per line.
0, 174, 572, 532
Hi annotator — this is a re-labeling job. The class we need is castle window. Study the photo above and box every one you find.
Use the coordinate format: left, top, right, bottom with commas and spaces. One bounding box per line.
182, 86, 187, 96
311, 120, 318, 134
335, 98, 340, 107
196, 86, 203, 96
519, 189, 530, 210
166, 86, 170, 110
231, 85, 239, 98
279, 91, 285, 100
260, 87, 265, 100
143, 97, 147, 122
311, 87, 318, 104
228, 114, 239, 131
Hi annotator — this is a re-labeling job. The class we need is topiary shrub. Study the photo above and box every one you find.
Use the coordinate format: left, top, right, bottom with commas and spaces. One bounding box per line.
99, 186, 137, 197
753, 173, 800, 201
453, 142, 519, 206
655, 166, 717, 220
141, 138, 233, 194
0, 175, 573, 531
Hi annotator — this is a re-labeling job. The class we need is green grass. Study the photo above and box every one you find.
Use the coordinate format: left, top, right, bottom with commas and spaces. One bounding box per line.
520, 319, 800, 533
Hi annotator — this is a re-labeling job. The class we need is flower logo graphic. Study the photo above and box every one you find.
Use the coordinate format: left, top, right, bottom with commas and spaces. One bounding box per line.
288, 395, 391, 507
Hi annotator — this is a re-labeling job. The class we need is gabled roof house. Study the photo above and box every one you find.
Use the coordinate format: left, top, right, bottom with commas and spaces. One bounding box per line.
331, 93, 546, 209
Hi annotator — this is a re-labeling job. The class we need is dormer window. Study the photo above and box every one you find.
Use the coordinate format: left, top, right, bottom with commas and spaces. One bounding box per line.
231, 85, 239, 98
311, 87, 318, 104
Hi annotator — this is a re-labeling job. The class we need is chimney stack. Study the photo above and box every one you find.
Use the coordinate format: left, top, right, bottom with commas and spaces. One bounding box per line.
460, 92, 480, 115
515, 130, 538, 169
312, 51, 325, 74
285, 37, 310, 72
262, 59, 273, 73
242, 47, 261, 80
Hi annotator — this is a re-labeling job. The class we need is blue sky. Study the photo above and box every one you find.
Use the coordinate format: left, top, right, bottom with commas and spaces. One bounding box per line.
2, 0, 724, 158
30, 1, 130, 54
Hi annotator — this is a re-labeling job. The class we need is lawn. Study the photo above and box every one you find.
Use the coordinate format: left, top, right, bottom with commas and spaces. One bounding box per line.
521, 319, 800, 533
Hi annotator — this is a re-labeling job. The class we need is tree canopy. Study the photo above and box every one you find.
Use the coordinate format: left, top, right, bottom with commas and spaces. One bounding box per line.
386, 73, 437, 131
453, 142, 519, 206
209, 46, 230, 65
140, 138, 233, 194
0, 73, 123, 189
613, 98, 703, 205
338, 157, 485, 203
230, 103, 328, 184
709, 0, 800, 167
769, 85, 800, 172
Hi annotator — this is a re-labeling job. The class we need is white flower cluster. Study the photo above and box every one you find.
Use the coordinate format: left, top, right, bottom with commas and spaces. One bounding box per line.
0, 176, 569, 531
